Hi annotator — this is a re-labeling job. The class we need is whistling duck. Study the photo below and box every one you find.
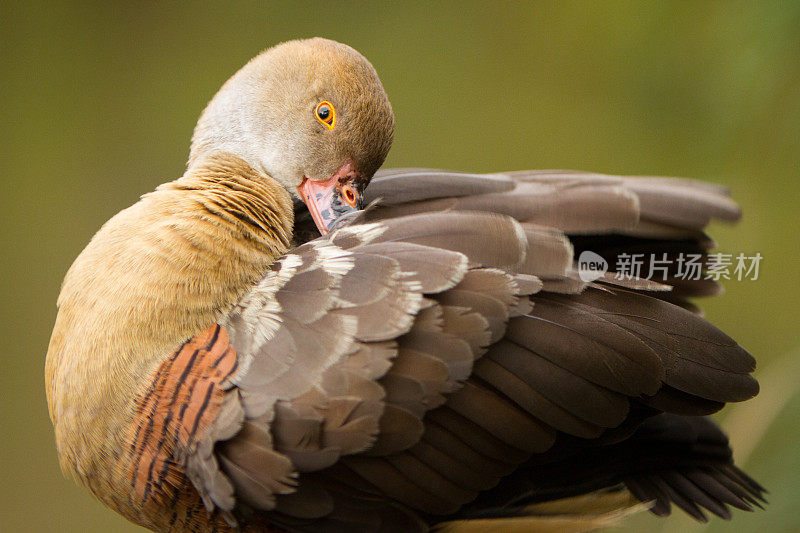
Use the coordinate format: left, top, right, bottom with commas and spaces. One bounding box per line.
46, 38, 764, 532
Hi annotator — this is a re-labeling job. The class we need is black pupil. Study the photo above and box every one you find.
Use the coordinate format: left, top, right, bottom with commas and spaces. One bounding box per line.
317, 105, 330, 120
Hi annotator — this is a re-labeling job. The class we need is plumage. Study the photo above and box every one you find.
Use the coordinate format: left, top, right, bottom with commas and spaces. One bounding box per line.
471, 357, 604, 439
45, 37, 764, 532
485, 340, 631, 428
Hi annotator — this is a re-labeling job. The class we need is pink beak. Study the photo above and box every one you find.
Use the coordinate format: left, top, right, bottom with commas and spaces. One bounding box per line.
297, 161, 365, 235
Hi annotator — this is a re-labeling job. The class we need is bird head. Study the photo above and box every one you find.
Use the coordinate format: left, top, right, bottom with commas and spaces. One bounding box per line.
189, 37, 395, 234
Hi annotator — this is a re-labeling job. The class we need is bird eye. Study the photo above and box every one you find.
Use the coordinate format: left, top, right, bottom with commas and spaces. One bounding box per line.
315, 101, 335, 129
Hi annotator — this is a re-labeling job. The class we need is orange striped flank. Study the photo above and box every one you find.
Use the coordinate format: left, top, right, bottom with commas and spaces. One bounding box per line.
125, 324, 238, 530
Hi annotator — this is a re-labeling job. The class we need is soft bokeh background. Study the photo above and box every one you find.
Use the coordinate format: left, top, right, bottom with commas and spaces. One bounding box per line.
2, 1, 798, 531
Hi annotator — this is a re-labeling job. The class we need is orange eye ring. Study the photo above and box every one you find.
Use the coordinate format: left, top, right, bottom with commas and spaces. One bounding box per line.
315, 101, 335, 130
341, 184, 358, 207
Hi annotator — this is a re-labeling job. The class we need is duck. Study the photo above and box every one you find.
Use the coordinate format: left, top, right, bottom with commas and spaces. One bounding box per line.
45, 37, 765, 532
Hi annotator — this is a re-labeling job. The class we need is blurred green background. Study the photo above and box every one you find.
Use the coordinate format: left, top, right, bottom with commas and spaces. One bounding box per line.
2, 1, 798, 531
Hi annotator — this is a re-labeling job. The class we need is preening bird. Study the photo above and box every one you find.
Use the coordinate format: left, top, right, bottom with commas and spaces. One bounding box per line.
46, 38, 766, 532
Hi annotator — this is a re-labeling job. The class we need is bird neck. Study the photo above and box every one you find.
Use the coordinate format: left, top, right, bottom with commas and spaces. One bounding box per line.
45, 152, 294, 497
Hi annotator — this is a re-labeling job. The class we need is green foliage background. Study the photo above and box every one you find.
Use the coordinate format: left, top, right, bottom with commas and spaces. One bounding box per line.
1, 2, 798, 531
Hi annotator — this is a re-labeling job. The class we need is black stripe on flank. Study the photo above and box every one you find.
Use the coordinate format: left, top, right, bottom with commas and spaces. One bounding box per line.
140, 346, 202, 497
129, 341, 183, 455
130, 355, 179, 486
206, 324, 222, 351
225, 357, 239, 380
166, 478, 189, 527
212, 346, 232, 369
189, 383, 216, 439
172, 349, 201, 400
178, 361, 209, 424
147, 345, 212, 500
184, 498, 198, 526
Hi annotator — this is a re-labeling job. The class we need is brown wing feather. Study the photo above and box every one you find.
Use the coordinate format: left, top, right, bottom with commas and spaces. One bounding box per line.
164, 169, 759, 531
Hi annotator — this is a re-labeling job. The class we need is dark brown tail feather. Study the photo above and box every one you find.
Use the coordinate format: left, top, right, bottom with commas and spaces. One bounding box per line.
448, 414, 766, 524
